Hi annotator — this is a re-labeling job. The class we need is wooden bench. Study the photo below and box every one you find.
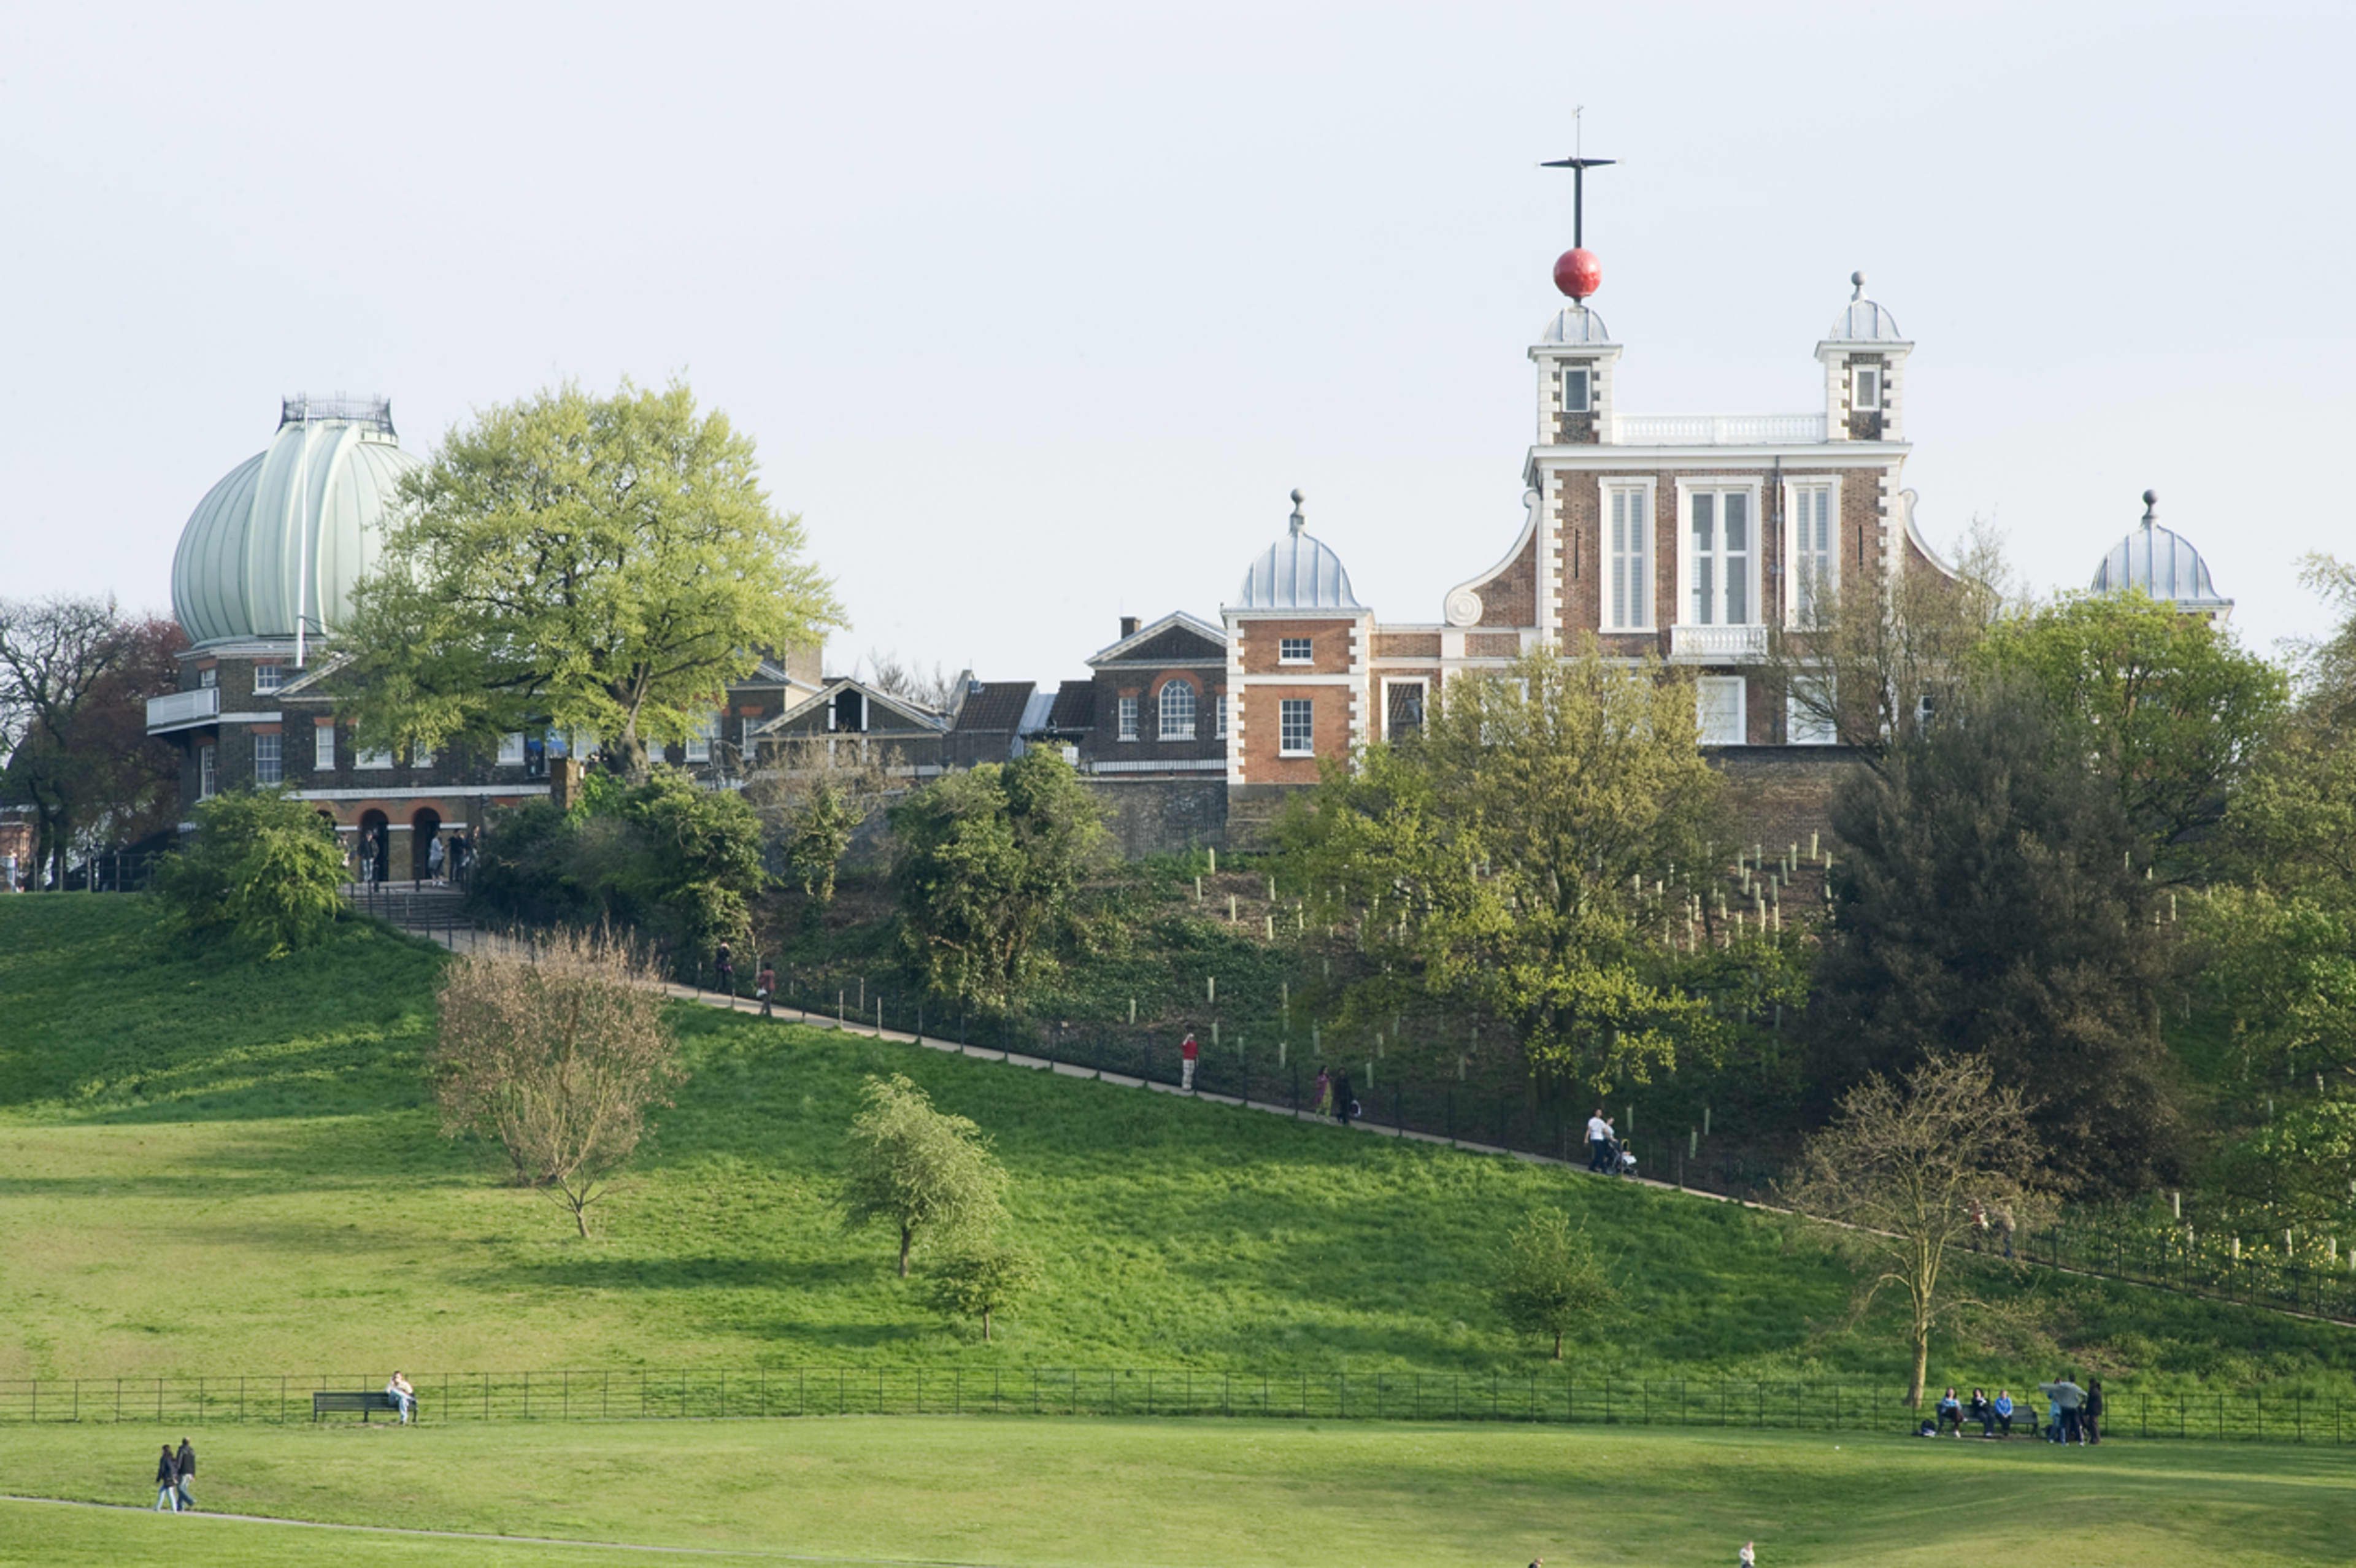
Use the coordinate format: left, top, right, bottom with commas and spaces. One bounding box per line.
312, 1390, 414, 1423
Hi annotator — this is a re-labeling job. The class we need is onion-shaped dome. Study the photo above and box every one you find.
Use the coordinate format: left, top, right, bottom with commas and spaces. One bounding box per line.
1823, 272, 1905, 342
1228, 490, 1365, 611
2090, 491, 2232, 617
171, 396, 422, 647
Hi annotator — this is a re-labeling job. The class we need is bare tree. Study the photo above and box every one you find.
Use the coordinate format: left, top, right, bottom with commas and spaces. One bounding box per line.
433, 928, 684, 1237
1779, 1055, 2051, 1407
861, 648, 959, 713
1760, 519, 2019, 764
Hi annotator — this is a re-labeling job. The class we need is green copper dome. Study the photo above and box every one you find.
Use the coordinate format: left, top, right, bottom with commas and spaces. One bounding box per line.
170, 396, 422, 648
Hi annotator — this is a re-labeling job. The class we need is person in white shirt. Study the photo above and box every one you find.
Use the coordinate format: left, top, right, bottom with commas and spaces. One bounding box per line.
1738, 1542, 1757, 1567
387, 1370, 415, 1424
1585, 1109, 1614, 1173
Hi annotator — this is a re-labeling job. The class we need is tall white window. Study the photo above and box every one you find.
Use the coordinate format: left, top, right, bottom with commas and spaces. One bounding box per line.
1789, 483, 1836, 626
1853, 364, 1882, 412
1217, 693, 1228, 738
1385, 680, 1426, 740
1696, 677, 1746, 745
1158, 680, 1196, 740
685, 712, 719, 762
314, 724, 336, 771
1117, 695, 1139, 742
1605, 483, 1653, 631
198, 744, 217, 799
410, 744, 433, 769
1279, 637, 1313, 663
253, 732, 282, 786
253, 663, 283, 691
1687, 489, 1753, 626
497, 732, 526, 766
1279, 698, 1314, 755
1561, 366, 1591, 413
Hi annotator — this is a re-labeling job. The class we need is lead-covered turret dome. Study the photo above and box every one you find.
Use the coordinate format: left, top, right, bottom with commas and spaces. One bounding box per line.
170, 396, 422, 648
2090, 491, 2232, 620
1227, 490, 1365, 611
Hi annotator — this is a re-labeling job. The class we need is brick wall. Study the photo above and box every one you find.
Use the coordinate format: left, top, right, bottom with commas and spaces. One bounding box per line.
1373, 631, 1441, 659
1238, 618, 1355, 675
1473, 531, 1538, 626
1084, 777, 1230, 856
1711, 746, 1861, 854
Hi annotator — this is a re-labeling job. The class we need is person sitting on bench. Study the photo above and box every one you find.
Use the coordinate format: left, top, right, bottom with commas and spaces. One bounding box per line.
387, 1370, 415, 1424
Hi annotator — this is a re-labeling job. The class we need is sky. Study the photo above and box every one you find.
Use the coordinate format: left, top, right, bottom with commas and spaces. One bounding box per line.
3, 1, 2349, 687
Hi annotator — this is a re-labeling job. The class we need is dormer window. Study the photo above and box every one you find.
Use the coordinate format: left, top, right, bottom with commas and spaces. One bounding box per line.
1852, 365, 1882, 413
1561, 366, 1592, 413
1279, 637, 1313, 664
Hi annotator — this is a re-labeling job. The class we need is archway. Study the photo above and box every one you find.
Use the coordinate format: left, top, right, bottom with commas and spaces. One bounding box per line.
410, 807, 444, 887
357, 810, 390, 885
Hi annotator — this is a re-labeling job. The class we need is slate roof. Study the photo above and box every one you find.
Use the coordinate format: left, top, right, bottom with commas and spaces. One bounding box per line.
950, 681, 1037, 733
1045, 680, 1096, 732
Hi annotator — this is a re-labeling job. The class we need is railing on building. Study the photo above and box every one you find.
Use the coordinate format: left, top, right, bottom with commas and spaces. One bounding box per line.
1610, 413, 1828, 446
1669, 625, 1769, 661
145, 686, 221, 730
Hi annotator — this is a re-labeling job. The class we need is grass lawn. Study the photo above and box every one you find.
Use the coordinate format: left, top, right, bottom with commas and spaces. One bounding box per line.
1, 897, 2350, 1400
3, 1417, 2352, 1567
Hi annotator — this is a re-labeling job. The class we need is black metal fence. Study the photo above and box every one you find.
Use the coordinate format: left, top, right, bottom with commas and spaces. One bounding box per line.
1, 1370, 2347, 1442
1964, 1224, 2356, 1326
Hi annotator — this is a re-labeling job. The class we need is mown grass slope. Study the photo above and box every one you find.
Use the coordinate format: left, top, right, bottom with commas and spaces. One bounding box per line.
0, 897, 2348, 1396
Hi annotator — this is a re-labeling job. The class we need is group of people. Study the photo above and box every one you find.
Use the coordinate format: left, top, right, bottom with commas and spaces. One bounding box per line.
351, 827, 471, 887
150, 1439, 196, 1512
1584, 1109, 1637, 1177
1929, 1375, 2104, 1443
1312, 1067, 1360, 1124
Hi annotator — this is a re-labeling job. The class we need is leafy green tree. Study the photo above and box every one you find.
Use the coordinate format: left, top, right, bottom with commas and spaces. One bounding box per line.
1488, 1209, 1617, 1359
839, 1074, 1009, 1277
1279, 645, 1727, 1089
1810, 681, 2184, 1193
890, 749, 1109, 1013
153, 790, 347, 958
748, 734, 898, 915
926, 1241, 1043, 1342
341, 379, 845, 783
1978, 590, 2285, 872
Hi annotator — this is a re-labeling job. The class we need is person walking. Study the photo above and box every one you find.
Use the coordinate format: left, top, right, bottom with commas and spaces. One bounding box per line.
1180, 1031, 1199, 1093
2082, 1377, 2104, 1446
1314, 1068, 1332, 1119
153, 1444, 179, 1511
1333, 1070, 1355, 1126
1993, 1388, 2015, 1437
425, 831, 446, 885
756, 964, 777, 1019
714, 942, 735, 1006
174, 1438, 196, 1511
1585, 1108, 1614, 1174
1739, 1542, 1757, 1567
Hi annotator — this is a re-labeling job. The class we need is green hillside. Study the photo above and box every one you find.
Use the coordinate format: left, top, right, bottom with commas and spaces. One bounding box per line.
0, 897, 2348, 1396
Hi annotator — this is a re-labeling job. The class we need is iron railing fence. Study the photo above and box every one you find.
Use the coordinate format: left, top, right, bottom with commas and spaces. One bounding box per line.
1, 1370, 2347, 1443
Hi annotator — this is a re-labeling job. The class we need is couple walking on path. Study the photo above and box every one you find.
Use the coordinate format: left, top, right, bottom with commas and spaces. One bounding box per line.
152, 1439, 196, 1511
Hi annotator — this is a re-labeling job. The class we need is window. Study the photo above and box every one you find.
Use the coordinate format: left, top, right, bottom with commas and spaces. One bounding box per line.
1604, 483, 1653, 630
1158, 680, 1196, 740
253, 663, 282, 691
1279, 637, 1313, 664
1853, 364, 1882, 412
497, 732, 526, 766
685, 712, 719, 762
1561, 366, 1591, 413
1117, 694, 1139, 742
314, 724, 336, 771
1686, 488, 1752, 626
253, 732, 282, 786
1789, 482, 1836, 626
1385, 680, 1426, 740
198, 744, 217, 799
1788, 677, 1838, 745
356, 747, 393, 770
1217, 693, 1228, 739
410, 744, 433, 769
1696, 677, 1746, 745
198, 666, 217, 689
1279, 698, 1314, 756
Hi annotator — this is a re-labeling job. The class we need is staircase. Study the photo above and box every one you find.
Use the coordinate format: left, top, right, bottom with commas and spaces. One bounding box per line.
344, 882, 471, 932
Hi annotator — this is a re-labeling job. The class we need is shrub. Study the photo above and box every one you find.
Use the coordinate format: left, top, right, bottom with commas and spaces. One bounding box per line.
153, 789, 346, 958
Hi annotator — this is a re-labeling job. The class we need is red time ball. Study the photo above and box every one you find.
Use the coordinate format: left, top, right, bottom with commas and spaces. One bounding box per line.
1553, 247, 1602, 301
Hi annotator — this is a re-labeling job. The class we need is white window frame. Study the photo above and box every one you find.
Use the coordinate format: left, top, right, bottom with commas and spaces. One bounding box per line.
410, 744, 433, 770
1560, 365, 1592, 413
1217, 692, 1228, 739
1602, 478, 1658, 632
198, 666, 217, 689
1279, 637, 1314, 664
1382, 677, 1427, 742
685, 712, 719, 763
1696, 676, 1747, 746
253, 731, 282, 786
356, 747, 394, 771
1787, 675, 1838, 746
1279, 698, 1315, 756
1158, 679, 1196, 741
1676, 479, 1763, 629
313, 724, 336, 771
1852, 364, 1882, 413
497, 732, 526, 766
252, 662, 283, 691
1784, 477, 1841, 628
1117, 694, 1139, 742
198, 743, 217, 799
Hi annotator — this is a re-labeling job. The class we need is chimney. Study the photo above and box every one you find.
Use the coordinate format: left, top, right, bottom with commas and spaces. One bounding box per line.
1119, 616, 1141, 639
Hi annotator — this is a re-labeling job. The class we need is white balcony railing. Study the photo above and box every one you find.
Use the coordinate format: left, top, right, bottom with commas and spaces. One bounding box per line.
145, 686, 221, 731
1669, 624, 1768, 662
1610, 412, 1827, 446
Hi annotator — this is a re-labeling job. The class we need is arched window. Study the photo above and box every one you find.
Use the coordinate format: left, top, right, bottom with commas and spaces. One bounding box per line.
1158, 679, 1196, 740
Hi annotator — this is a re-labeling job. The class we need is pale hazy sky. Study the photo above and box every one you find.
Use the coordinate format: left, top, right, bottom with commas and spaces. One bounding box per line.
4, 1, 2347, 685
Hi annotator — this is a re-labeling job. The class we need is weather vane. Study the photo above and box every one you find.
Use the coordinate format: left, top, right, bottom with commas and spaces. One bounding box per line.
1539, 107, 1613, 302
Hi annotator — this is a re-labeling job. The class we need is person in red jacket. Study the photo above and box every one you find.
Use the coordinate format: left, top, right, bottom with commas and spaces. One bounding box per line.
1180, 1031, 1199, 1092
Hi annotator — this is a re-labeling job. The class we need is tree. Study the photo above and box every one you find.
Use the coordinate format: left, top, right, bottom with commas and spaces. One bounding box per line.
1810, 680, 2185, 1194
861, 649, 958, 713
1279, 645, 1729, 1088
433, 926, 683, 1237
838, 1074, 1009, 1276
1761, 521, 2015, 761
747, 734, 901, 913
1977, 591, 2285, 872
341, 379, 845, 783
152, 790, 347, 959
926, 1241, 1042, 1342
0, 598, 185, 885
1779, 1055, 2050, 1407
890, 749, 1109, 1012
1488, 1209, 1617, 1359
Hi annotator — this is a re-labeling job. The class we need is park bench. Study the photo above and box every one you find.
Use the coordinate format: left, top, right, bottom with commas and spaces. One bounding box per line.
311, 1390, 414, 1423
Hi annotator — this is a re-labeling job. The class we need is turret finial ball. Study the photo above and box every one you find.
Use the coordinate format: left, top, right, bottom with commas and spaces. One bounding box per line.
2143, 489, 2158, 507
1291, 488, 1304, 505
1553, 247, 1603, 301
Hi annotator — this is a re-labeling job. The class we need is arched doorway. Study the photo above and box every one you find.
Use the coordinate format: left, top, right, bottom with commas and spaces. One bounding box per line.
358, 810, 390, 885
410, 807, 443, 887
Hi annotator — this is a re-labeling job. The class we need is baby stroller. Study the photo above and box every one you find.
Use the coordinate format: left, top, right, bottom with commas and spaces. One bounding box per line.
1609, 1135, 1637, 1178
